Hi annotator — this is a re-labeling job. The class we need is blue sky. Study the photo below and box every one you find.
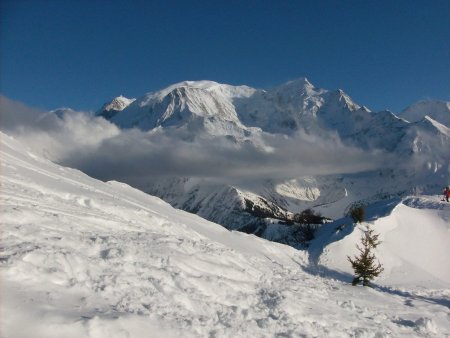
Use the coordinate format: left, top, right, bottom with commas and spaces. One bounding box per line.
1, 0, 449, 112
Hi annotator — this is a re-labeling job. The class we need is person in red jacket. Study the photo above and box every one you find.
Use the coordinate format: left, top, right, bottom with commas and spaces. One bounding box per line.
444, 186, 450, 202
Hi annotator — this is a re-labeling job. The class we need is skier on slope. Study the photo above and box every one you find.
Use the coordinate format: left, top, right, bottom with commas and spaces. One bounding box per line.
443, 186, 450, 202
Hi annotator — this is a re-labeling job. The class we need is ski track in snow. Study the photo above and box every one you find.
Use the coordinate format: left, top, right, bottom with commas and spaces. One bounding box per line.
1, 133, 450, 337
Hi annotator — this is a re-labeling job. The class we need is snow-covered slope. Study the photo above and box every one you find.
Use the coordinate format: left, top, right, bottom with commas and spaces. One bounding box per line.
2, 132, 450, 337
399, 100, 450, 127
143, 177, 291, 232
311, 196, 450, 290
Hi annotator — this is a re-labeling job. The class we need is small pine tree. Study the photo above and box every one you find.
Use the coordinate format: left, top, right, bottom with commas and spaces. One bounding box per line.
350, 206, 365, 224
293, 223, 318, 243
293, 208, 323, 224
347, 225, 384, 286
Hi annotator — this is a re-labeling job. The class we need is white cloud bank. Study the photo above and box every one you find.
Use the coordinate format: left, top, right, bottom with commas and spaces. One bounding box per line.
0, 96, 391, 185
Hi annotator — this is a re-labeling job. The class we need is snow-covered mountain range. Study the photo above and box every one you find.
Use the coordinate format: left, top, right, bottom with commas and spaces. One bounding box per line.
1, 131, 449, 337
99, 79, 450, 152
94, 79, 450, 238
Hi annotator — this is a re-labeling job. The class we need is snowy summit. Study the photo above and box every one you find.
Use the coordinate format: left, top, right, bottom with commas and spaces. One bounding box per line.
96, 95, 136, 119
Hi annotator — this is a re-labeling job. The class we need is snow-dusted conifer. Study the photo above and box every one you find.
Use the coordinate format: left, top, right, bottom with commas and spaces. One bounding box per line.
347, 225, 384, 286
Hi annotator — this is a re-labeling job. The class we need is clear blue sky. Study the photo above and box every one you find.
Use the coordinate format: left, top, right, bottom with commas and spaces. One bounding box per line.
1, 0, 449, 112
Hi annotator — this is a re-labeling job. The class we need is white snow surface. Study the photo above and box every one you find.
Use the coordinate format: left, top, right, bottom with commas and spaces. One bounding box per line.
1, 132, 450, 338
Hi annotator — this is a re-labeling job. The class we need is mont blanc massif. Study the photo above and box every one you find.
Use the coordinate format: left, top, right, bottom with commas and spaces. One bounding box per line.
95, 78, 450, 240
1, 78, 450, 337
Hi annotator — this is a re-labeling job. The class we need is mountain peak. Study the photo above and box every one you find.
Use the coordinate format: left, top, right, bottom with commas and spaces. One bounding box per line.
151, 80, 257, 102
399, 100, 450, 127
264, 77, 324, 104
96, 95, 135, 119
273, 77, 315, 92
158, 80, 220, 95
102, 95, 135, 111
286, 77, 312, 86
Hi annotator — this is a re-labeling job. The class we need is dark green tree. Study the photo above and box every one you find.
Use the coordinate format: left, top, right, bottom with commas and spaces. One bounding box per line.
350, 206, 365, 224
347, 225, 384, 286
293, 208, 323, 224
293, 223, 319, 243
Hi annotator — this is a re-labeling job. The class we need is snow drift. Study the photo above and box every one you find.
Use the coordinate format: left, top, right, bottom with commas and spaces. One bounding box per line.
313, 197, 450, 289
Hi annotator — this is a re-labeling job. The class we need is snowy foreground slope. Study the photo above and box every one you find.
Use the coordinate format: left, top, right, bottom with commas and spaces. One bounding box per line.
1, 133, 450, 338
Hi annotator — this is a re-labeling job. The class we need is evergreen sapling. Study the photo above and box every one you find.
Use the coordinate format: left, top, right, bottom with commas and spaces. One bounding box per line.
347, 225, 384, 286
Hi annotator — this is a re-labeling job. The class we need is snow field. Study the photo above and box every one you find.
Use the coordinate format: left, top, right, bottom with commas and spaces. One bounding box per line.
316, 198, 450, 289
1, 132, 450, 337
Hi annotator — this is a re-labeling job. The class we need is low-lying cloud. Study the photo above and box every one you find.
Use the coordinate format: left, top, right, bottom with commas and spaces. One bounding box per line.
1, 96, 391, 187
